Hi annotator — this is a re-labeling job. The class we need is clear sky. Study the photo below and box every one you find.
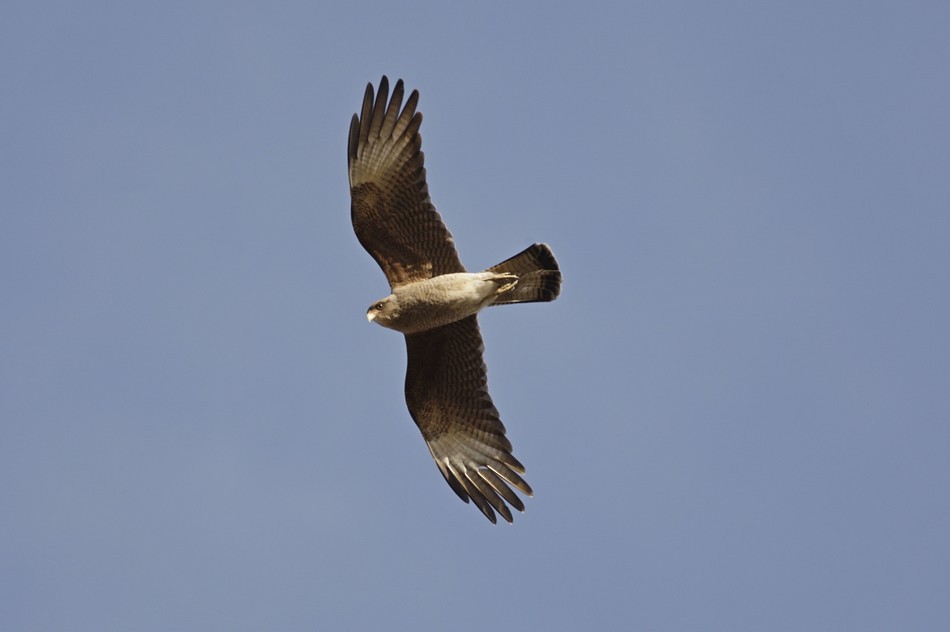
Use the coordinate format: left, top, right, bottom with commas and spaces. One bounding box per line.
2, 1, 949, 630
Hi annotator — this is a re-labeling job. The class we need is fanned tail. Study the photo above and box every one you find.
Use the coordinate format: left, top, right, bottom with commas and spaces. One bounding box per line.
487, 243, 561, 305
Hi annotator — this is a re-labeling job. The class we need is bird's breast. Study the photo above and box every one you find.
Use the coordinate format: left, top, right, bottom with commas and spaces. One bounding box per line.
388, 274, 496, 334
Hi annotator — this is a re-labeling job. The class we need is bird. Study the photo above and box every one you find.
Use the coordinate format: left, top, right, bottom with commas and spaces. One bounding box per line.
347, 76, 561, 523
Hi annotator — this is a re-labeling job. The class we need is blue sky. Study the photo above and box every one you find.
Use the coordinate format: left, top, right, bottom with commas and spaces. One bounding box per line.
2, 1, 949, 630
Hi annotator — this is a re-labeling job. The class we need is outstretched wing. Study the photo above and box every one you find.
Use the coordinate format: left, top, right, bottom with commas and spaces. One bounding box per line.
348, 76, 465, 288
404, 316, 532, 523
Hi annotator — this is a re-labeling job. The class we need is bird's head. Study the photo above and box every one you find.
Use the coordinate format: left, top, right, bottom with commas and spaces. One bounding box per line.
366, 295, 400, 328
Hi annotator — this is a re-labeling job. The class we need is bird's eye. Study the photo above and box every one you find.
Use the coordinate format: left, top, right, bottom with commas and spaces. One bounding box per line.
375, 302, 384, 310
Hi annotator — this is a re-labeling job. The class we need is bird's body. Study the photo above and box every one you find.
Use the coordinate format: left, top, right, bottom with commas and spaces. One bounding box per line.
367, 272, 516, 334
347, 76, 561, 523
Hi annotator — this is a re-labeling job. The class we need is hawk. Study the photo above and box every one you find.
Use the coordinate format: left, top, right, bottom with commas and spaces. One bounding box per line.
347, 76, 561, 523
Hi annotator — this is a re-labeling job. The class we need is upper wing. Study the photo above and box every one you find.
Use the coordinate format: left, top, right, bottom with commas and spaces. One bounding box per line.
404, 316, 532, 523
348, 76, 465, 288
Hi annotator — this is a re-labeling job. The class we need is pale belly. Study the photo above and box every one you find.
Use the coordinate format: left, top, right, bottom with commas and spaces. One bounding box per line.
391, 273, 498, 334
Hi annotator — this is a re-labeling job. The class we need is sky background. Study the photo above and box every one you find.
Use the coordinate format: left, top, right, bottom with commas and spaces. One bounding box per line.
2, 1, 949, 630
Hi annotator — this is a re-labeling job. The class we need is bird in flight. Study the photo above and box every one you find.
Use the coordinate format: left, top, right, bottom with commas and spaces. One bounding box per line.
347, 76, 561, 523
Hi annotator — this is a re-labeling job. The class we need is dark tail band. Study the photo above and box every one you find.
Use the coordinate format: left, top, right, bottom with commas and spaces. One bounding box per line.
487, 243, 561, 305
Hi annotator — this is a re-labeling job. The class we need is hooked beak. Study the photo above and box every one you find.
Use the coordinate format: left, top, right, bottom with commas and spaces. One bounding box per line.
366, 311, 376, 322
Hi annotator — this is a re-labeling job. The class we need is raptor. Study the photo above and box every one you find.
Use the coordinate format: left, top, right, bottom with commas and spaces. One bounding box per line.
348, 76, 561, 523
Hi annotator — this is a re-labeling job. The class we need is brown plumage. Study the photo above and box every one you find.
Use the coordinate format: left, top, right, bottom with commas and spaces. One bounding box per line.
348, 76, 561, 523
348, 78, 463, 287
